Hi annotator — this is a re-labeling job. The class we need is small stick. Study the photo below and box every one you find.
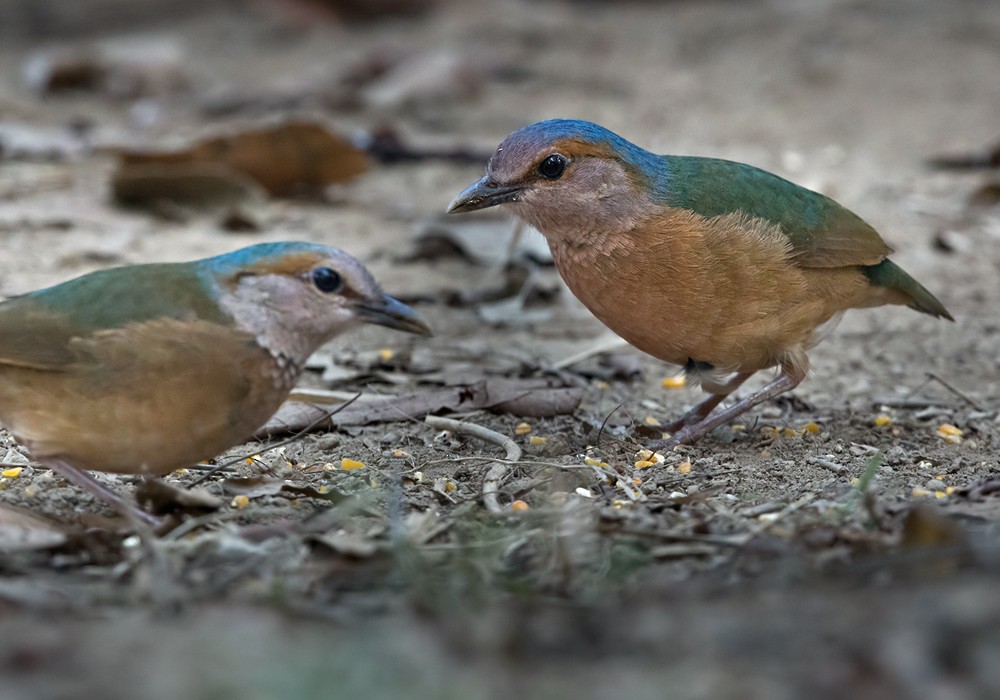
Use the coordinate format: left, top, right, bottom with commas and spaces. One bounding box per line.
926, 372, 987, 411
287, 388, 380, 404
551, 334, 630, 370
425, 416, 522, 514
808, 457, 848, 475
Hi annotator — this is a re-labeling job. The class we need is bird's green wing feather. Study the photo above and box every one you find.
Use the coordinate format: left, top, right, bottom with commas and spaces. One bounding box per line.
0, 263, 230, 370
659, 156, 892, 268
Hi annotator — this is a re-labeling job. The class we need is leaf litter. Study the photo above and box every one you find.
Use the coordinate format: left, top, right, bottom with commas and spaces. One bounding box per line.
0, 2, 999, 697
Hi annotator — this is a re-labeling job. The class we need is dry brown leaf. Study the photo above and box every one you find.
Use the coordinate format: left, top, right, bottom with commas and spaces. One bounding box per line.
111, 161, 265, 211
256, 379, 584, 438
222, 477, 350, 503
309, 530, 378, 558
116, 120, 369, 197
135, 478, 223, 515
901, 503, 969, 549
0, 502, 69, 550
23, 40, 187, 97
221, 477, 286, 498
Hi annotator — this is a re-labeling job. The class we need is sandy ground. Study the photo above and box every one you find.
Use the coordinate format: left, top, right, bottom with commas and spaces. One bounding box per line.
0, 0, 998, 697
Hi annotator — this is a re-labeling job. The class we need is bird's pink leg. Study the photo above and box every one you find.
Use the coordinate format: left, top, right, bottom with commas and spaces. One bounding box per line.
663, 372, 754, 433
659, 370, 803, 447
44, 458, 161, 528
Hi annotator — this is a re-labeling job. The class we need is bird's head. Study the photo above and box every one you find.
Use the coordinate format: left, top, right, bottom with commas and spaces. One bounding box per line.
206, 242, 430, 363
448, 119, 665, 240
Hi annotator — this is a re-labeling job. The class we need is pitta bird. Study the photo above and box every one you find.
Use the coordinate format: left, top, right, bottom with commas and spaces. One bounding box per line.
0, 242, 430, 525
449, 119, 951, 446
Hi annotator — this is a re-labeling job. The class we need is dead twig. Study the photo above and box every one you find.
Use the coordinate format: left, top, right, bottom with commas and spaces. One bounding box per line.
552, 334, 630, 370
926, 372, 987, 411
808, 457, 848, 475
424, 416, 522, 514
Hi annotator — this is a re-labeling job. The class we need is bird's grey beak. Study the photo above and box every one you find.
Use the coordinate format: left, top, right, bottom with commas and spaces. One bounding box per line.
447, 177, 522, 213
356, 294, 432, 336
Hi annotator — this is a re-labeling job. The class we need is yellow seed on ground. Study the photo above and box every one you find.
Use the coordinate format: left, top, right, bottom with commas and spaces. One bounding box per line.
731, 424, 746, 432
804, 422, 821, 434
911, 487, 932, 498
661, 375, 686, 389
644, 415, 660, 426
377, 348, 395, 362
340, 458, 365, 470
634, 460, 655, 469
174, 468, 189, 475
1, 467, 23, 478
529, 436, 547, 446
934, 490, 947, 499
585, 456, 601, 466
514, 422, 532, 435
937, 423, 963, 437
594, 380, 610, 389
850, 477, 860, 486
874, 414, 892, 427
632, 477, 643, 486
783, 427, 800, 438
677, 461, 692, 475
231, 495, 250, 509
946, 486, 955, 495
392, 449, 410, 458
511, 499, 529, 512
317, 485, 330, 494
635, 449, 653, 461
444, 480, 457, 493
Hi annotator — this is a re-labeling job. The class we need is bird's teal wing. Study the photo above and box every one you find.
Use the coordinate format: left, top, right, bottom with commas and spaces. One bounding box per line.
659, 156, 892, 268
0, 263, 230, 370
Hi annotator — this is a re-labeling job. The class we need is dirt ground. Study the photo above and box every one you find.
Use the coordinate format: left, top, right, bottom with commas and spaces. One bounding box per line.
0, 0, 998, 697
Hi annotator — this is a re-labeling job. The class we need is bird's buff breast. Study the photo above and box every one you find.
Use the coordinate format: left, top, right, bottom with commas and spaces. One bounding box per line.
545, 207, 843, 372
0, 319, 296, 474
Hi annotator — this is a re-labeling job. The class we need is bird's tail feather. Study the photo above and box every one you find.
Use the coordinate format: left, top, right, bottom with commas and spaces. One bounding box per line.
862, 260, 954, 321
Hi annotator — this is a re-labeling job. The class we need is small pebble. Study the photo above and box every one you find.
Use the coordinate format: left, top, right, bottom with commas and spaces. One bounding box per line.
884, 445, 907, 465
316, 435, 341, 450
926, 479, 947, 491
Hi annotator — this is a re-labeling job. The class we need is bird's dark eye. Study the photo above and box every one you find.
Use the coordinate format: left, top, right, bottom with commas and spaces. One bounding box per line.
538, 153, 567, 180
311, 267, 343, 293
